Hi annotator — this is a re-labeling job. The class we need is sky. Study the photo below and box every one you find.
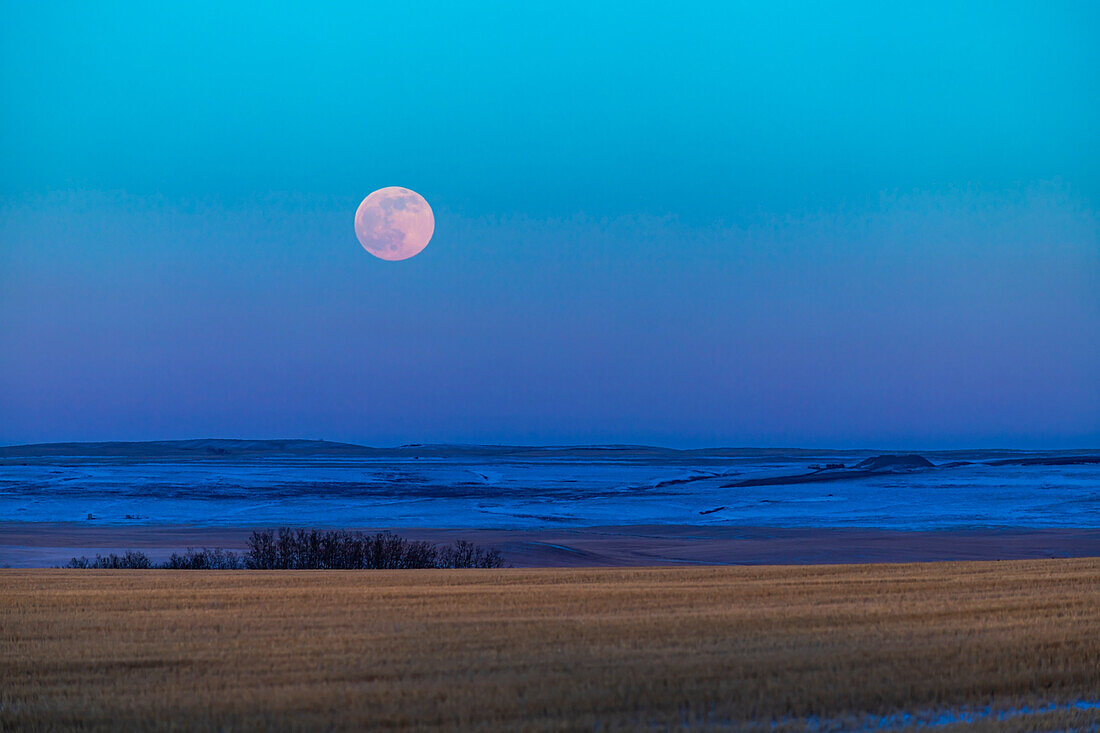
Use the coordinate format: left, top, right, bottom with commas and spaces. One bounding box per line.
1, 1, 1098, 448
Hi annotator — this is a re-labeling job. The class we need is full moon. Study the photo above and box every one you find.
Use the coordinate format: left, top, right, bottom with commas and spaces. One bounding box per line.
354, 187, 435, 261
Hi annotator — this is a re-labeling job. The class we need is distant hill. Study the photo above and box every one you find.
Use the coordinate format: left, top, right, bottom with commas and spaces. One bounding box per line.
0, 439, 856, 460
723, 453, 936, 489
2, 440, 1095, 463
853, 454, 935, 471
0, 439, 380, 458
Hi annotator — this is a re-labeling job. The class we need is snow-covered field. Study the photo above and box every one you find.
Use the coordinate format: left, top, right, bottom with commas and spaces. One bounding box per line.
2, 449, 1097, 529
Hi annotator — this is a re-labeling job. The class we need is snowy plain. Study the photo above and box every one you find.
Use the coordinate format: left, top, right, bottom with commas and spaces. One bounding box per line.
1, 448, 1097, 530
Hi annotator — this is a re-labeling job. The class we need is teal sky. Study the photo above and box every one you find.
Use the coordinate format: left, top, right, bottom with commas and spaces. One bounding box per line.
1, 2, 1098, 447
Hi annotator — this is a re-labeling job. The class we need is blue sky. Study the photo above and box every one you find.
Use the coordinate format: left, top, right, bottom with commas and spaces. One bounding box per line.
1, 1, 1098, 447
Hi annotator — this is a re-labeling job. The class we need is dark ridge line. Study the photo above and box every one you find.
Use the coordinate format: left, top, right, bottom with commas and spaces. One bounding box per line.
2, 439, 1098, 463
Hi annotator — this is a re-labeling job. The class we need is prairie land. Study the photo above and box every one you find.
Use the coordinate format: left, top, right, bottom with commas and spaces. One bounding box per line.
2, 560, 1099, 731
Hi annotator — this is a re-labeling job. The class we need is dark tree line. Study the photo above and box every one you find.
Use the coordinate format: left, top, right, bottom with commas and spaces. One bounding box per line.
163, 547, 244, 569
65, 529, 505, 570
242, 529, 504, 569
65, 550, 155, 569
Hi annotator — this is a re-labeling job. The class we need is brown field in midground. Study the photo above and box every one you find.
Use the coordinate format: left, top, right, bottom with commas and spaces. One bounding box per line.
2, 560, 1099, 731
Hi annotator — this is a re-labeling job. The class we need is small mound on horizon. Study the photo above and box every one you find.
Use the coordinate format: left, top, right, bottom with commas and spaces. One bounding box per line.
854, 454, 934, 471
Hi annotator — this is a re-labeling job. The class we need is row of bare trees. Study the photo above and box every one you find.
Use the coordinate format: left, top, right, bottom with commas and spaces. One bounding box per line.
65, 551, 155, 569
245, 529, 504, 569
65, 529, 505, 569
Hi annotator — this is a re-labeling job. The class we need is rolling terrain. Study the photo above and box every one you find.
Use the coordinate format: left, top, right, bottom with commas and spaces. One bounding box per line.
2, 442, 1098, 534
4, 440, 1098, 567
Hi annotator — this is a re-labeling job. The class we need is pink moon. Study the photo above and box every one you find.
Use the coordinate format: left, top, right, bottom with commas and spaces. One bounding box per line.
354, 187, 435, 261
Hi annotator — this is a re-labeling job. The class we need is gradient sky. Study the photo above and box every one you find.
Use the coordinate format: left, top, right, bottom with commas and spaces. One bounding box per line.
2, 1, 1098, 448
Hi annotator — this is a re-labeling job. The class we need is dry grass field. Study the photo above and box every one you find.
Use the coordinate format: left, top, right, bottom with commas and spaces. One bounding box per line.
2, 560, 1099, 731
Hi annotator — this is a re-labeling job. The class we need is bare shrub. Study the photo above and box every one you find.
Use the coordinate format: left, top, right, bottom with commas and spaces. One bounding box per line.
437, 539, 505, 569
163, 548, 243, 570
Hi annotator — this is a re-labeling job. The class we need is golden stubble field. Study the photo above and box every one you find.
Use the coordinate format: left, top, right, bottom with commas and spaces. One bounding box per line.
2, 560, 1099, 731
